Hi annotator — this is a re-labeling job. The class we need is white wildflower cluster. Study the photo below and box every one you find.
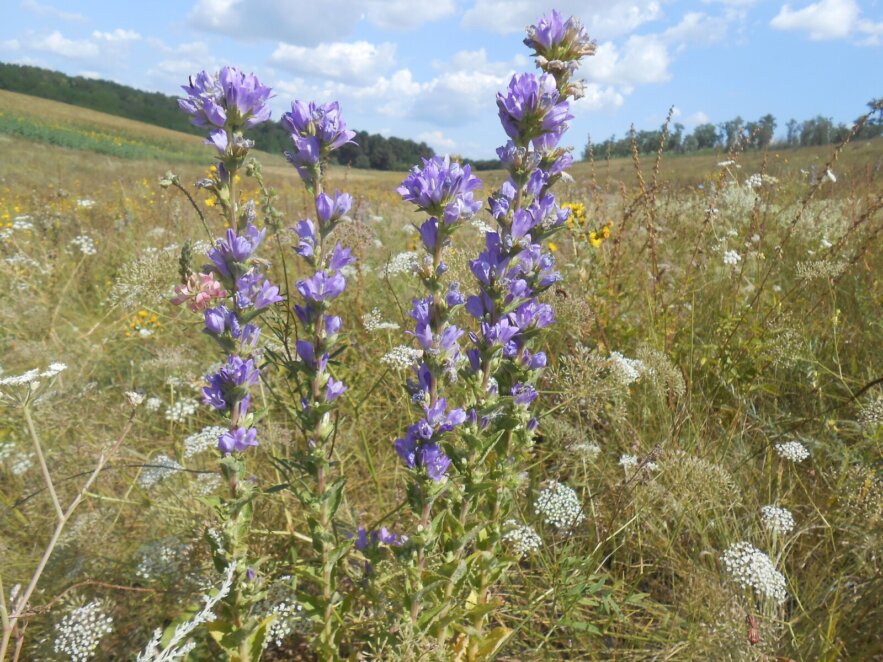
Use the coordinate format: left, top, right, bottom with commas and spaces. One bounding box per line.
69, 235, 97, 256
619, 454, 639, 470
774, 440, 810, 463
10, 451, 34, 476
257, 577, 305, 649
362, 307, 400, 332
380, 345, 423, 370
471, 218, 495, 234
720, 541, 788, 604
534, 481, 585, 531
12, 217, 34, 231
53, 600, 114, 661
145, 396, 163, 412
608, 352, 646, 386
568, 441, 601, 459
857, 397, 883, 429
183, 425, 226, 458
77, 199, 96, 208
164, 397, 199, 423
745, 173, 778, 189
723, 249, 742, 266
136, 537, 192, 581
502, 519, 542, 557
383, 251, 419, 277
124, 391, 145, 407
139, 454, 183, 488
0, 362, 66, 388
761, 505, 795, 535
192, 472, 221, 496
619, 453, 659, 475
0, 441, 14, 461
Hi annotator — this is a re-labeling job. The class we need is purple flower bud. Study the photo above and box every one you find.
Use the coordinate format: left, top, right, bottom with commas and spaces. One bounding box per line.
204, 305, 228, 336
419, 218, 439, 252
316, 190, 353, 226
325, 314, 342, 336
445, 282, 465, 307
325, 376, 347, 402
297, 270, 347, 303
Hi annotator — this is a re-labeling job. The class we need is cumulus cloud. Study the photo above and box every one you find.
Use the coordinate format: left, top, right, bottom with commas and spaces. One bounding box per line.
418, 130, 457, 152
188, 0, 455, 45
92, 29, 142, 43
770, 0, 859, 39
271, 41, 396, 83
461, 0, 664, 39
20, 0, 86, 22
146, 41, 224, 88
32, 31, 99, 59
583, 13, 726, 90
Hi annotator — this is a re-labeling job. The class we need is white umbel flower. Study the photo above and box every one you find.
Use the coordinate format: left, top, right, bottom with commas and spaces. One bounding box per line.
721, 541, 787, 604
139, 454, 183, 488
380, 345, 423, 370
361, 308, 400, 331
53, 600, 114, 661
502, 519, 542, 557
761, 505, 795, 535
183, 425, 227, 458
774, 440, 810, 463
534, 481, 585, 531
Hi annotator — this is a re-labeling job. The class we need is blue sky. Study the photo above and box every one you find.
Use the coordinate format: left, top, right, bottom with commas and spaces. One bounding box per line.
1, 0, 881, 158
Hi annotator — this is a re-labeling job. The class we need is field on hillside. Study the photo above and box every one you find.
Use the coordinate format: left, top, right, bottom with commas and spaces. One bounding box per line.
0, 93, 882, 662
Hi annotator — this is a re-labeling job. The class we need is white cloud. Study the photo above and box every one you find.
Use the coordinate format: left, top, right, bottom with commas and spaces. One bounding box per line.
418, 130, 457, 152
583, 12, 727, 90
32, 31, 99, 59
20, 0, 86, 22
188, 0, 455, 45
571, 84, 626, 112
685, 111, 711, 126
770, 0, 859, 39
461, 0, 664, 39
271, 41, 396, 83
92, 29, 142, 43
146, 41, 224, 89
0, 39, 21, 51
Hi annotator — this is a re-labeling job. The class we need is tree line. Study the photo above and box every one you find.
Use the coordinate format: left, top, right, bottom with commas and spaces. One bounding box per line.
0, 62, 434, 171
583, 105, 883, 159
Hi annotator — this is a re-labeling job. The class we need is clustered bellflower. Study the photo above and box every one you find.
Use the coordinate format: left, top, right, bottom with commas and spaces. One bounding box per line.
173, 67, 278, 456
283, 101, 356, 190
394, 156, 483, 483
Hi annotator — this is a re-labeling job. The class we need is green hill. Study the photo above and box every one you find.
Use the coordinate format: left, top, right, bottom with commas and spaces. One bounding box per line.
0, 61, 434, 169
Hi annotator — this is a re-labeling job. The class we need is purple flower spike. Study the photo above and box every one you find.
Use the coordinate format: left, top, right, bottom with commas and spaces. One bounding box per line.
496, 73, 573, 143
282, 100, 356, 155
397, 156, 483, 222
218, 426, 259, 454
524, 10, 595, 62
179, 67, 272, 131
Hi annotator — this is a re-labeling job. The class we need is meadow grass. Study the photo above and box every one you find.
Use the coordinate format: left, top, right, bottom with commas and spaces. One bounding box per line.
0, 100, 881, 660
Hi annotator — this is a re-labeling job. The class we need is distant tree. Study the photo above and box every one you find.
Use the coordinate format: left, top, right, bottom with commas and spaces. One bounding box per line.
786, 119, 799, 146
693, 123, 719, 150
719, 116, 745, 150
